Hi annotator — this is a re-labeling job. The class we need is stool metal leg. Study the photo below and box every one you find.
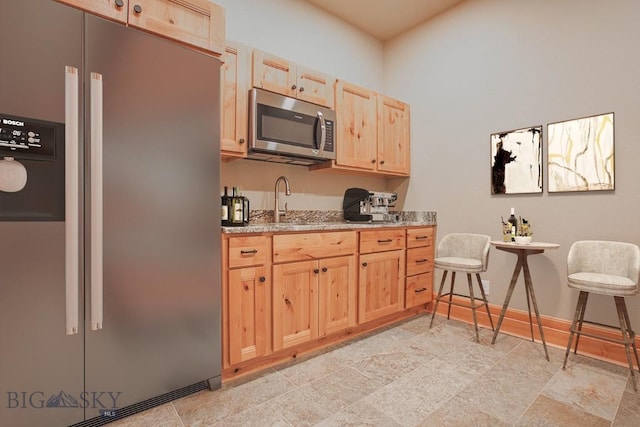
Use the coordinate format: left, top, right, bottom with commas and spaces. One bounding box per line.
615, 296, 638, 392
564, 291, 588, 369
467, 273, 480, 342
429, 270, 448, 329
476, 273, 494, 331
446, 272, 456, 320
620, 297, 640, 372
573, 292, 588, 354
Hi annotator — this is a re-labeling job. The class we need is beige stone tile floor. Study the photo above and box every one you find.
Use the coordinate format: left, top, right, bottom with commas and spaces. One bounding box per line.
109, 316, 640, 426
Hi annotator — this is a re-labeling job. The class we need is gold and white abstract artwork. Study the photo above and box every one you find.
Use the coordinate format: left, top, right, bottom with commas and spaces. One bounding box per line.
547, 112, 614, 192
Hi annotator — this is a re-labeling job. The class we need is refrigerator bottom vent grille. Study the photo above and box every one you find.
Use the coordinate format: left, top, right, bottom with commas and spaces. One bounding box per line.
69, 380, 210, 427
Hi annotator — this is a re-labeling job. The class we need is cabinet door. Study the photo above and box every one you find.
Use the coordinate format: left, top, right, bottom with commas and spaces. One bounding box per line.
221, 41, 250, 158
273, 261, 319, 351
358, 250, 405, 323
228, 266, 270, 365
377, 95, 410, 175
56, 0, 128, 23
318, 255, 356, 337
297, 65, 335, 108
252, 50, 296, 97
335, 80, 377, 170
127, 0, 225, 55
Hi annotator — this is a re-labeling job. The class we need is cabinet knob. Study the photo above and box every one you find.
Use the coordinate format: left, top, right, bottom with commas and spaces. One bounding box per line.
322, 267, 328, 272
380, 160, 385, 165
299, 87, 304, 93
133, 4, 142, 13
259, 276, 266, 283
291, 84, 297, 90
115, 0, 124, 7
239, 138, 245, 144
284, 297, 291, 306
362, 262, 368, 267
314, 268, 319, 274
371, 159, 376, 163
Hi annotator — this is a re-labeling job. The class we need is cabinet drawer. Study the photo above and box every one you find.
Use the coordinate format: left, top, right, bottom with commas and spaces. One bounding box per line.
406, 227, 434, 249
359, 229, 405, 254
406, 272, 432, 308
273, 231, 356, 263
406, 247, 433, 277
228, 235, 269, 268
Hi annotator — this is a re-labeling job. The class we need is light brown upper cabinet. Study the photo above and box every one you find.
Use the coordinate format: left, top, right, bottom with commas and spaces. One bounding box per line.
377, 95, 410, 175
311, 80, 411, 177
56, 0, 225, 56
333, 80, 378, 171
252, 50, 335, 108
221, 41, 251, 159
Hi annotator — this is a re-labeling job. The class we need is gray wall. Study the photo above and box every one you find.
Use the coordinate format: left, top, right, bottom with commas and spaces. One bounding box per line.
385, 0, 640, 325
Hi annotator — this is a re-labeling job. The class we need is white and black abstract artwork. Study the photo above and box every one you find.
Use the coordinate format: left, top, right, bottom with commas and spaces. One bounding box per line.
547, 112, 614, 192
490, 126, 543, 194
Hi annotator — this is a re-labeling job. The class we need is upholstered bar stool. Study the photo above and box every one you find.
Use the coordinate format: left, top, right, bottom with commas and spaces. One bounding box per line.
429, 233, 494, 342
563, 240, 640, 391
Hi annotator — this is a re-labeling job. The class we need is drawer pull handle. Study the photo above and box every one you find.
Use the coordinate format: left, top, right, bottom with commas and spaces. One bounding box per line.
415, 259, 428, 263
240, 249, 258, 255
284, 298, 291, 306
377, 239, 393, 243
415, 235, 429, 240
415, 288, 428, 293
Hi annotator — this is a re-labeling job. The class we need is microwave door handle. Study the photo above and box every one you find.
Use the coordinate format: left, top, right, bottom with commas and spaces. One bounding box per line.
316, 111, 326, 152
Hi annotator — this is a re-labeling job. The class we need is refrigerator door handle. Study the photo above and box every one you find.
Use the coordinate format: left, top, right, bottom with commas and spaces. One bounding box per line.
65, 66, 80, 336
90, 72, 104, 331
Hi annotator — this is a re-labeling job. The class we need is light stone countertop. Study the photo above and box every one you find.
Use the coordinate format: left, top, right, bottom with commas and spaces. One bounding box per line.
221, 210, 437, 234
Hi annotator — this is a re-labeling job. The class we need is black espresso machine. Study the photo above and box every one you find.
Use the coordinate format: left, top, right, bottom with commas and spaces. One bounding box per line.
343, 188, 398, 222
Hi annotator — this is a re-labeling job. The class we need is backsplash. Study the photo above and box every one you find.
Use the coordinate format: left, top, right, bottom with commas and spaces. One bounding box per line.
249, 210, 437, 224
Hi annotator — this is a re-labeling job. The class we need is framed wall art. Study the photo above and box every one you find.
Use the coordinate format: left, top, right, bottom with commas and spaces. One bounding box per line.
547, 112, 614, 192
490, 126, 543, 194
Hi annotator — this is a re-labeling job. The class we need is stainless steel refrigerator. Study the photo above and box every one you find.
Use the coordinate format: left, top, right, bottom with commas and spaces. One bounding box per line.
0, 1, 222, 426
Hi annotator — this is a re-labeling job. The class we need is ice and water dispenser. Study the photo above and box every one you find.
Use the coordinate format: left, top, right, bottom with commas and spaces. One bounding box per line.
0, 113, 65, 221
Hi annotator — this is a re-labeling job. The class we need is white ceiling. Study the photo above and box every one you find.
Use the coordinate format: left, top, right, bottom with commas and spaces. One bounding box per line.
304, 0, 466, 41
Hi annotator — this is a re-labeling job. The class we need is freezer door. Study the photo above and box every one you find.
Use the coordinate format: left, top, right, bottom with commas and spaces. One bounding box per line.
0, 1, 85, 427
83, 15, 221, 419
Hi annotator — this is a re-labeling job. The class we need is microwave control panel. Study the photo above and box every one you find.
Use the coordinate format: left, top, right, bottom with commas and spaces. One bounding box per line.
0, 113, 58, 161
324, 119, 334, 152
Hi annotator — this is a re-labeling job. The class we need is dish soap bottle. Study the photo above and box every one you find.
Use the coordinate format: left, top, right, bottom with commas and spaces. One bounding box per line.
508, 208, 517, 242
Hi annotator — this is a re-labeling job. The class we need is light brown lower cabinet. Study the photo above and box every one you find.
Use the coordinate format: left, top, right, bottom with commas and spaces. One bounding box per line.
358, 249, 406, 323
273, 255, 356, 351
405, 227, 435, 308
223, 226, 434, 380
227, 266, 270, 365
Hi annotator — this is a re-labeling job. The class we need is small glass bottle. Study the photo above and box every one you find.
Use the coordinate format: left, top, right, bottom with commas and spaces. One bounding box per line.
508, 208, 517, 242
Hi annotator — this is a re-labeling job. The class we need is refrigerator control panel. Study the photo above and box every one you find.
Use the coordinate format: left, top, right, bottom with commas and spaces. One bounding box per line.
0, 113, 59, 161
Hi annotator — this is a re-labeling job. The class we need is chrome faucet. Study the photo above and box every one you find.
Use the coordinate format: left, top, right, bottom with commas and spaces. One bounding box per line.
274, 176, 291, 223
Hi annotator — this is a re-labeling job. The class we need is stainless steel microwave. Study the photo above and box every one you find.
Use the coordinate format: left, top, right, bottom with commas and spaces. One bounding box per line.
248, 88, 336, 166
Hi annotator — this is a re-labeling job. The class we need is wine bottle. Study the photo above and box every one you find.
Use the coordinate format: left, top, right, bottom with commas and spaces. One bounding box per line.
508, 208, 517, 242
232, 187, 243, 224
221, 186, 229, 225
